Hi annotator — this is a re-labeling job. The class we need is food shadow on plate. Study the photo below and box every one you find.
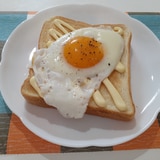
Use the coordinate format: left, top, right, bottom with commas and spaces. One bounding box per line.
24, 102, 137, 133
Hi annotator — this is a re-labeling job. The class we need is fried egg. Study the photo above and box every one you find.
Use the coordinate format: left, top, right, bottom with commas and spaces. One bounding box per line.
32, 27, 124, 118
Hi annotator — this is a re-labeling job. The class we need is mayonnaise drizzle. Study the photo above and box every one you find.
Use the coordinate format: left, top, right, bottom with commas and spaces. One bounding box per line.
49, 28, 63, 40
93, 90, 106, 107
103, 78, 127, 111
115, 62, 125, 73
53, 19, 75, 34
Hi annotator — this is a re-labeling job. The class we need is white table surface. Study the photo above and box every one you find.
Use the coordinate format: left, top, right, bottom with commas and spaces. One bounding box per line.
0, 0, 160, 12
0, 0, 160, 159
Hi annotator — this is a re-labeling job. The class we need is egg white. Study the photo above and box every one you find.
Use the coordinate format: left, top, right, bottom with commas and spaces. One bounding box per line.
32, 27, 124, 118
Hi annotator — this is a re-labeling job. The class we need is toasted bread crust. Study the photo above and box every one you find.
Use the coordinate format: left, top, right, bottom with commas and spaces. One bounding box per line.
21, 16, 135, 121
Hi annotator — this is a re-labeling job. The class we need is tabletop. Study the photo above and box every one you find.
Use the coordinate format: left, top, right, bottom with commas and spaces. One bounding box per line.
0, 0, 160, 159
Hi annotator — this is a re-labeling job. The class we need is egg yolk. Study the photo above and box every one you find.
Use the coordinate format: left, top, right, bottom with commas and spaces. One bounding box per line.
63, 36, 104, 68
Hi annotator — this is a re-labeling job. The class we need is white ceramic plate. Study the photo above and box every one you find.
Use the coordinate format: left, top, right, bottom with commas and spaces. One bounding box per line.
0, 4, 160, 147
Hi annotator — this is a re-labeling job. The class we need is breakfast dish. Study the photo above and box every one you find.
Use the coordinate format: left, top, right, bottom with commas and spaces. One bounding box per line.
0, 4, 160, 147
21, 16, 135, 120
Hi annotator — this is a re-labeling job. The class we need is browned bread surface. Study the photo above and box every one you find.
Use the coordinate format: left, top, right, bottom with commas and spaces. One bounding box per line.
21, 16, 135, 121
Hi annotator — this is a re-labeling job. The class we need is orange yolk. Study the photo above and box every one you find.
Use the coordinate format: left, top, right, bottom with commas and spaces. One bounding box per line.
63, 36, 104, 68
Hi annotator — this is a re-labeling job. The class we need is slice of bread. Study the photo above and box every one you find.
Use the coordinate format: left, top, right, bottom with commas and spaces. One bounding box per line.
21, 16, 135, 121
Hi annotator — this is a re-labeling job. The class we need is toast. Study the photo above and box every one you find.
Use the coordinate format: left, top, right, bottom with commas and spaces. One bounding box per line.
21, 16, 135, 121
